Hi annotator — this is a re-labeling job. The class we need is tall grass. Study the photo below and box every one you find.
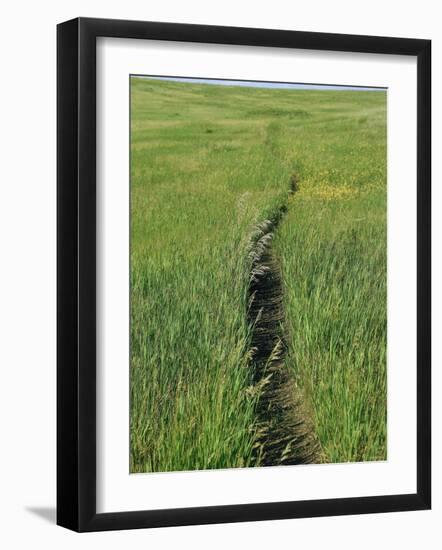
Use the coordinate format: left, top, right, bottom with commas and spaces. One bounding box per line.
273, 102, 387, 462
130, 77, 387, 471
130, 78, 290, 472
275, 195, 387, 462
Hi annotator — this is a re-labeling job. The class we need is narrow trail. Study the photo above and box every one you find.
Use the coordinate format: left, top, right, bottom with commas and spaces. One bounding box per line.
248, 176, 323, 466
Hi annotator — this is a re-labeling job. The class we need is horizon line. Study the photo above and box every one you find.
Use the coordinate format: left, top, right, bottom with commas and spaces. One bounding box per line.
132, 75, 386, 92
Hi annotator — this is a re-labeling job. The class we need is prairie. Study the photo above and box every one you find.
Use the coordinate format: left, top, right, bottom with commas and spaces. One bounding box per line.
130, 76, 387, 472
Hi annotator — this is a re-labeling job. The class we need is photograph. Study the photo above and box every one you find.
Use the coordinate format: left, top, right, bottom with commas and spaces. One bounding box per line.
129, 75, 387, 474
0, 2, 434, 542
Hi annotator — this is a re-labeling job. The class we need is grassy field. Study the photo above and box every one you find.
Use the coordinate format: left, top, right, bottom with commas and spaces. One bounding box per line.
130, 77, 387, 472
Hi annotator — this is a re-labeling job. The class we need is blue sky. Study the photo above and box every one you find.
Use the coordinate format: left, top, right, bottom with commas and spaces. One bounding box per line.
133, 75, 385, 92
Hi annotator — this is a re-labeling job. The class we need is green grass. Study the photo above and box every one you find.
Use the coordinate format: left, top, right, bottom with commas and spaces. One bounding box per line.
130, 77, 387, 472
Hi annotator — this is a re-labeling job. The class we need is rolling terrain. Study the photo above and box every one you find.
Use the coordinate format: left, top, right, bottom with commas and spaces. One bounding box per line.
130, 77, 387, 473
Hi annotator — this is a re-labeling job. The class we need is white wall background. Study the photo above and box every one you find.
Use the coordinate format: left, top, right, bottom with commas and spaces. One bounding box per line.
0, 1, 439, 547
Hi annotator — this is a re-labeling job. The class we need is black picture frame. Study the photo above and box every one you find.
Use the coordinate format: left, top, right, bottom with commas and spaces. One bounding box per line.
57, 17, 431, 532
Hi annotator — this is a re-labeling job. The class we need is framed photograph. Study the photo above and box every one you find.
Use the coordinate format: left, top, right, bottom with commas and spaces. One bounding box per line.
57, 17, 431, 532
